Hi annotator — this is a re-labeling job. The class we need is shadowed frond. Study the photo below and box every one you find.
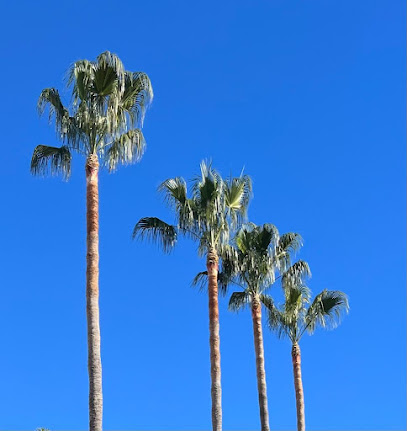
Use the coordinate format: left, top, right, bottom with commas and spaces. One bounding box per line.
305, 290, 349, 334
38, 88, 69, 121
133, 217, 177, 253
93, 51, 125, 96
265, 301, 289, 339
229, 291, 250, 312
104, 129, 145, 171
274, 233, 303, 271
282, 260, 311, 290
31, 145, 71, 180
260, 294, 274, 311
191, 271, 208, 291
191, 271, 230, 296
277, 233, 303, 255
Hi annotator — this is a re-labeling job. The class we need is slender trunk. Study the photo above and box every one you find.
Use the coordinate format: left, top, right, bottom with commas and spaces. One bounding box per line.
206, 247, 222, 431
251, 296, 270, 431
86, 154, 103, 431
292, 343, 305, 431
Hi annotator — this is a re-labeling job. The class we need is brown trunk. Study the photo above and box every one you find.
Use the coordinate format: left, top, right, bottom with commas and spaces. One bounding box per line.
292, 343, 305, 431
206, 247, 222, 431
86, 154, 103, 431
251, 296, 270, 431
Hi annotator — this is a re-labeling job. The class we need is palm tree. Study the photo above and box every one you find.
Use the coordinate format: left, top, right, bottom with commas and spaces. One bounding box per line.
133, 161, 252, 431
266, 262, 349, 431
31, 51, 153, 431
209, 223, 302, 431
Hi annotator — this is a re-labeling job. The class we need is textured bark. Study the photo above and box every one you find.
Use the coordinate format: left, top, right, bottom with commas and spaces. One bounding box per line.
251, 296, 270, 431
86, 154, 103, 431
206, 247, 222, 431
292, 343, 305, 431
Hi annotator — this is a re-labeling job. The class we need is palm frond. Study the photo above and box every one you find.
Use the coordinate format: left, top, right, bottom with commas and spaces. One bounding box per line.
38, 88, 69, 121
217, 271, 232, 295
265, 301, 289, 339
260, 294, 274, 310
229, 291, 250, 312
159, 177, 188, 207
274, 232, 303, 271
282, 260, 311, 290
132, 217, 177, 253
67, 59, 95, 103
30, 145, 71, 180
191, 271, 208, 291
93, 51, 124, 97
104, 129, 145, 171
305, 290, 349, 334
224, 174, 252, 225
120, 71, 154, 127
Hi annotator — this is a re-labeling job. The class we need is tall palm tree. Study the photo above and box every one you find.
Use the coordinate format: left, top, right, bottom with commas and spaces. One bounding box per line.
133, 161, 252, 431
31, 51, 153, 431
207, 223, 302, 431
266, 262, 349, 431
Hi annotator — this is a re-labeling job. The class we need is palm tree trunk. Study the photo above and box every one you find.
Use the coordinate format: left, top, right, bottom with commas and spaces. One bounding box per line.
251, 296, 270, 431
292, 343, 305, 431
86, 154, 103, 431
206, 247, 222, 431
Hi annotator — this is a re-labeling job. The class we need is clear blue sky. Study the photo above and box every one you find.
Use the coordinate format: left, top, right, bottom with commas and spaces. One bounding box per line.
0, 1, 405, 430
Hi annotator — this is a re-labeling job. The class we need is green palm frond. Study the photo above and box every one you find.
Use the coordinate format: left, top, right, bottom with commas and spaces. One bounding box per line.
133, 217, 177, 253
159, 177, 188, 206
104, 129, 145, 171
31, 145, 71, 180
229, 291, 250, 312
120, 71, 153, 127
93, 51, 124, 97
191, 271, 208, 291
265, 301, 290, 339
224, 175, 252, 226
38, 88, 69, 122
284, 283, 310, 312
67, 59, 95, 103
305, 290, 349, 334
217, 271, 232, 295
282, 260, 311, 289
259, 294, 274, 310
277, 233, 303, 254
274, 232, 303, 271
191, 271, 230, 296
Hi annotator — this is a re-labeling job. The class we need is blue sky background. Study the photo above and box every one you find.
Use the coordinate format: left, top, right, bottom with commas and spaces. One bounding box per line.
0, 0, 405, 430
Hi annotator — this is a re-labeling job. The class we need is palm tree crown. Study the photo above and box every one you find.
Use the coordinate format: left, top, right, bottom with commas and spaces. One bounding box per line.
223, 223, 303, 309
266, 261, 349, 343
31, 51, 153, 177
134, 161, 252, 256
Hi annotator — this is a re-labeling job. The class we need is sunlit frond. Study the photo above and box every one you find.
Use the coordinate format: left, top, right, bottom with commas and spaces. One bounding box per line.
159, 177, 188, 206
224, 175, 252, 226
31, 145, 71, 180
104, 129, 145, 171
133, 217, 177, 253
305, 290, 349, 334
229, 291, 250, 312
120, 71, 154, 127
